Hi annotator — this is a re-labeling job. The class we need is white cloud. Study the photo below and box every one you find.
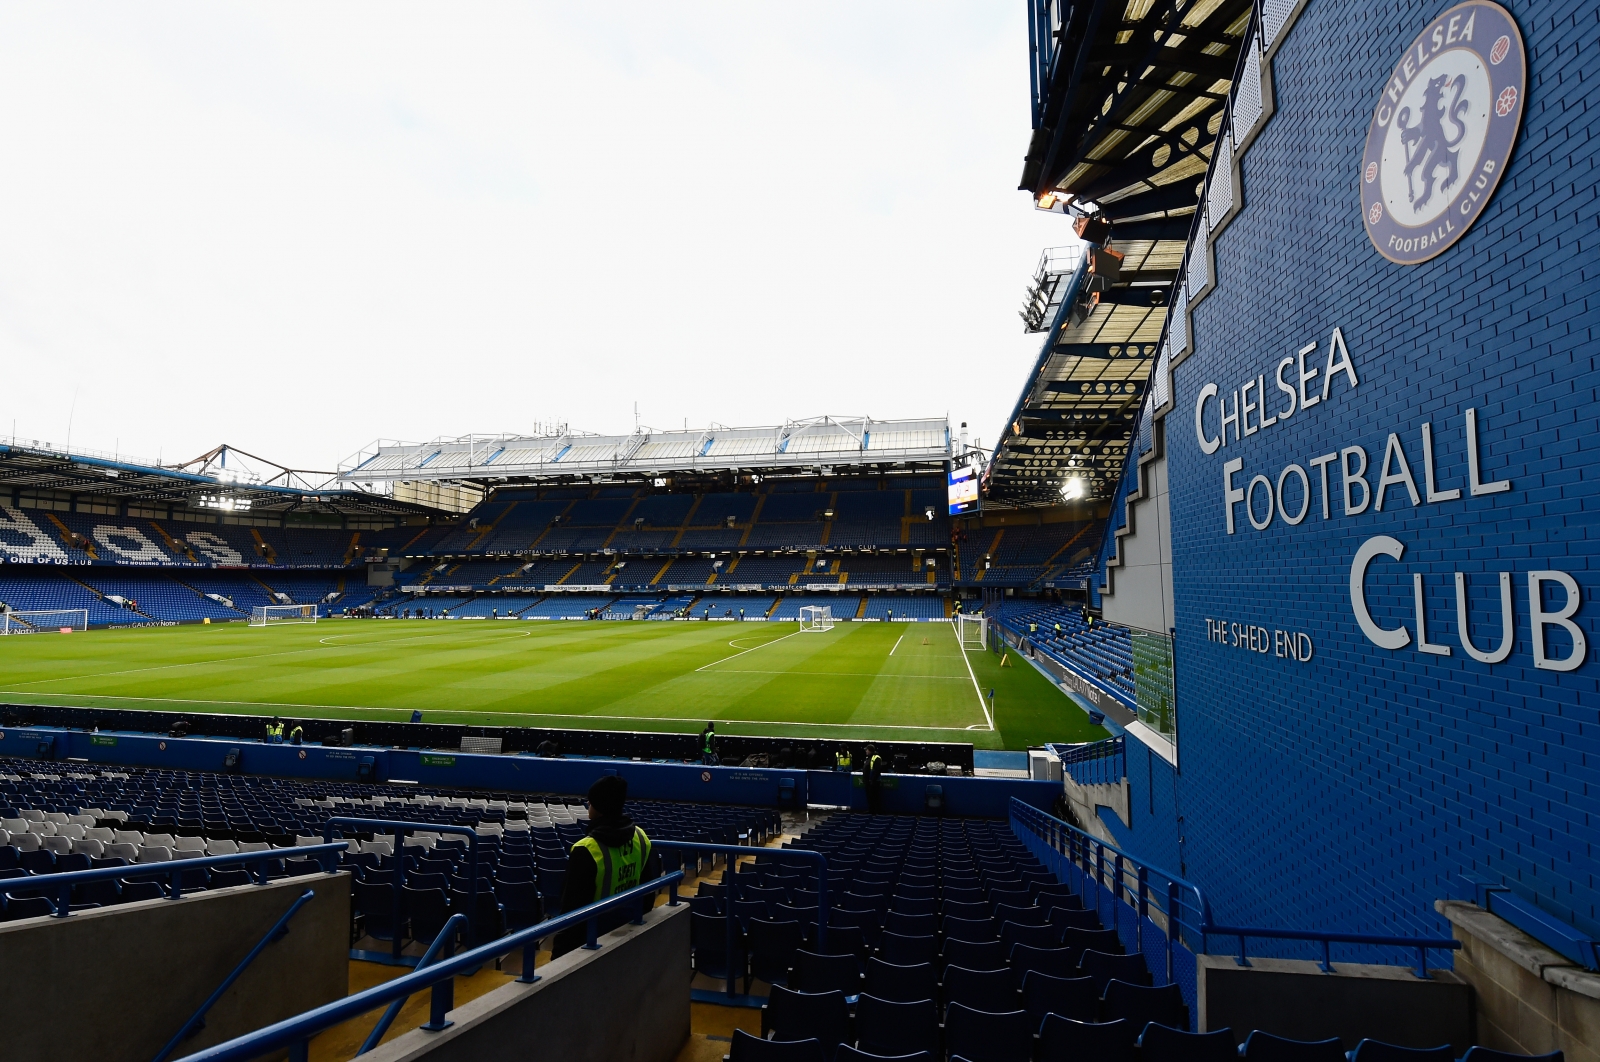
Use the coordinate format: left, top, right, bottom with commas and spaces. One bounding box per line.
0, 2, 1069, 473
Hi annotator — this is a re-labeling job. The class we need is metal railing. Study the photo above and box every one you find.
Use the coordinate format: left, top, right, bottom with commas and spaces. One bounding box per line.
1010, 799, 1461, 982
0, 842, 347, 916
1011, 798, 1208, 990
176, 871, 683, 1062
152, 888, 317, 1062
323, 817, 482, 961
357, 913, 467, 1054
654, 840, 829, 1001
1049, 735, 1125, 786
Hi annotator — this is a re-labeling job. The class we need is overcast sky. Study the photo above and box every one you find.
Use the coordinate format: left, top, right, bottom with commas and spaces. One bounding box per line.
0, 3, 1071, 477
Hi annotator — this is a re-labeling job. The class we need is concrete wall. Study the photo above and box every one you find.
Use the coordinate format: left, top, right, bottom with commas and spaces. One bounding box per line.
1101, 434, 1175, 636
1197, 954, 1473, 1050
1439, 900, 1600, 1062
364, 902, 690, 1062
0, 872, 348, 1062
1061, 774, 1129, 840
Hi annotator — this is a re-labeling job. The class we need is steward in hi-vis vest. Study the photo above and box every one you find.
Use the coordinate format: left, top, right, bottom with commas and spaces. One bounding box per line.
553, 775, 662, 957
862, 744, 885, 814
266, 719, 284, 743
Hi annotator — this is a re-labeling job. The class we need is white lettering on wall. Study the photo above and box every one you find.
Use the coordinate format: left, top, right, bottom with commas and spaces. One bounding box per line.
1350, 537, 1585, 670
1220, 409, 1509, 535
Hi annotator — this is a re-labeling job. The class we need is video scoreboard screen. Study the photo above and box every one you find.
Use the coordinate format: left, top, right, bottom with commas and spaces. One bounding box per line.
947, 465, 979, 516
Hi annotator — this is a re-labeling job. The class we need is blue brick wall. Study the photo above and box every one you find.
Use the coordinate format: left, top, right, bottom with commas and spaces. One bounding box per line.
1150, 0, 1599, 947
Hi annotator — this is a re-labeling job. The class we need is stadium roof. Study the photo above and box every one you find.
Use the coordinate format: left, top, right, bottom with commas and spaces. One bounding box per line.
1020, 0, 1253, 221
986, 0, 1251, 507
0, 441, 436, 518
337, 416, 952, 485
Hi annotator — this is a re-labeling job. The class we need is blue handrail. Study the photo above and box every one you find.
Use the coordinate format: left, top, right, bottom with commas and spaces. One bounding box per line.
357, 913, 468, 1054
323, 816, 481, 959
0, 842, 348, 916
1009, 799, 1461, 978
653, 840, 830, 1000
175, 871, 684, 1062
151, 888, 317, 1062
1011, 797, 1209, 987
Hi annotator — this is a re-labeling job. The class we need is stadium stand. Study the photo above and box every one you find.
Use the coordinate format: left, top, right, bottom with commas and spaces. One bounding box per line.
860, 595, 946, 621
0, 473, 1106, 625
519, 594, 618, 619
0, 757, 776, 934
994, 602, 1134, 703
692, 594, 779, 620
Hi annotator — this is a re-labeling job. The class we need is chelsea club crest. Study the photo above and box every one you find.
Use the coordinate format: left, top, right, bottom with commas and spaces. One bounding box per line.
1360, 1, 1525, 265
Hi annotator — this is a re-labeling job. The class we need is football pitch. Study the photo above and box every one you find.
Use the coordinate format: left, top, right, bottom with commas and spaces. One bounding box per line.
0, 619, 1106, 750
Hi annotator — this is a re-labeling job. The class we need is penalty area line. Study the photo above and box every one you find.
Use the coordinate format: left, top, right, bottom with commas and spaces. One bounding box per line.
695, 627, 805, 673
889, 634, 904, 656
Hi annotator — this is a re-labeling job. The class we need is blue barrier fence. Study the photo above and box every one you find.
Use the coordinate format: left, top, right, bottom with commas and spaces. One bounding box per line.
1048, 735, 1125, 786
1008, 797, 1463, 1029
0, 842, 348, 915
177, 870, 685, 1062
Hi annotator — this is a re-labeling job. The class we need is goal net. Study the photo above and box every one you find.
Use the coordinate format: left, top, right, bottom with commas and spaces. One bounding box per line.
956, 612, 987, 651
0, 610, 88, 634
798, 605, 833, 632
251, 604, 320, 626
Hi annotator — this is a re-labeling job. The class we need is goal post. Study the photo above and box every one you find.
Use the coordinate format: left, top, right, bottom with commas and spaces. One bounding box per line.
956, 612, 987, 651
798, 604, 834, 632
251, 604, 320, 627
0, 609, 88, 634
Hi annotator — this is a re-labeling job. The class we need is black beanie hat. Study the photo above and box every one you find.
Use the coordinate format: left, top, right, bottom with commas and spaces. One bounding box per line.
588, 774, 627, 818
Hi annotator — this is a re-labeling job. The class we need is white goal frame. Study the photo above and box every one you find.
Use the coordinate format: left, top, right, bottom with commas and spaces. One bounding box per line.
798, 605, 834, 632
251, 604, 320, 626
956, 612, 987, 651
0, 609, 88, 634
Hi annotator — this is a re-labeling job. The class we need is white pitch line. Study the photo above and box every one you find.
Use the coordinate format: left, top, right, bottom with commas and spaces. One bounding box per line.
889, 634, 904, 656
0, 691, 985, 732
694, 627, 805, 672
953, 616, 993, 730
704, 669, 968, 680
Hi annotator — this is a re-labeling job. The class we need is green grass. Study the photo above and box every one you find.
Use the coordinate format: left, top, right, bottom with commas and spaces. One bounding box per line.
0, 619, 1106, 750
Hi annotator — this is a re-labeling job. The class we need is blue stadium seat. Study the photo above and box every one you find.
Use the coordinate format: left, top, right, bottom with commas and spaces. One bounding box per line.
1136, 1023, 1237, 1062
942, 1003, 1033, 1062
1036, 1015, 1139, 1062
1237, 1030, 1348, 1062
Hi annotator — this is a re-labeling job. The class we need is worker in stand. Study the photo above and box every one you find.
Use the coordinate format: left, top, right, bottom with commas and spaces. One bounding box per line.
551, 776, 661, 957
862, 744, 885, 815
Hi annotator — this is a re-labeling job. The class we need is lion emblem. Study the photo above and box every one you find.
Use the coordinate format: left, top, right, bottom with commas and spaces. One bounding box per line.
1396, 74, 1471, 209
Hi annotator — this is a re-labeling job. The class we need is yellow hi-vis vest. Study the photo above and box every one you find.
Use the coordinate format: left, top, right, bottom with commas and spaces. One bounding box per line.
573, 827, 652, 902
836, 751, 852, 769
